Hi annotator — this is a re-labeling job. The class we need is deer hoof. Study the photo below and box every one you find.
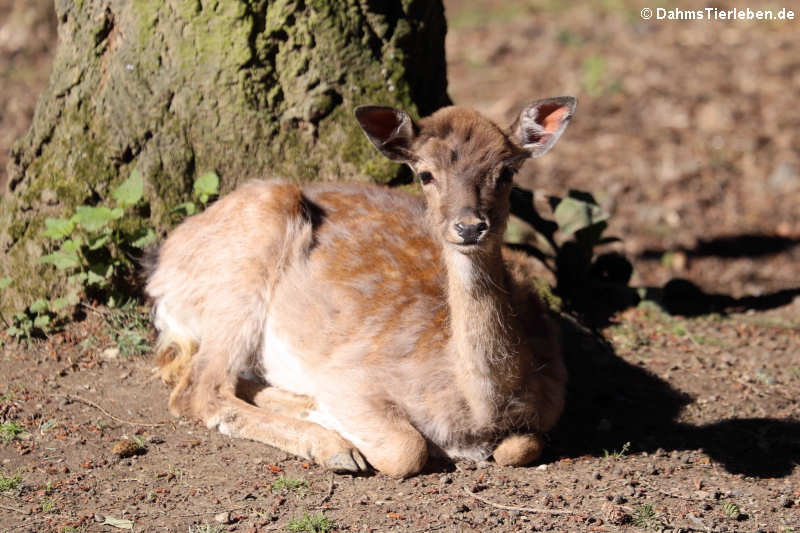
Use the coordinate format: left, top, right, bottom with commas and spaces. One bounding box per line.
326, 449, 369, 473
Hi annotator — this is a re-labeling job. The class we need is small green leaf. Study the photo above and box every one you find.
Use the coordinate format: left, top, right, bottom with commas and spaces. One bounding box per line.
193, 171, 219, 202
88, 233, 111, 251
29, 299, 49, 314
129, 228, 156, 248
553, 196, 609, 237
42, 218, 75, 240
110, 207, 125, 220
112, 169, 144, 208
75, 206, 117, 232
172, 202, 196, 216
38, 250, 80, 270
34, 315, 51, 328
0, 277, 12, 290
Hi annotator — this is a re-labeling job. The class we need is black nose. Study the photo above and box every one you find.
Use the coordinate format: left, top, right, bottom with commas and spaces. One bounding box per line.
454, 220, 488, 244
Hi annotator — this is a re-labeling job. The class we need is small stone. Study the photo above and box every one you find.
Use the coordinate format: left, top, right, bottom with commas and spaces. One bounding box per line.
536, 464, 548, 471
613, 494, 626, 504
593, 472, 602, 480
214, 511, 231, 524
147, 435, 164, 445
94, 514, 104, 523
101, 348, 120, 361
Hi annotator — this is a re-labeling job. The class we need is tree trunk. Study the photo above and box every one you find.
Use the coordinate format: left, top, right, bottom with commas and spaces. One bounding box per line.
0, 0, 450, 314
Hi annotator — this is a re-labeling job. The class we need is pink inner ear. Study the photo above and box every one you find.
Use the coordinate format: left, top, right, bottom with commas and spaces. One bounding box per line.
541, 106, 569, 133
362, 109, 401, 141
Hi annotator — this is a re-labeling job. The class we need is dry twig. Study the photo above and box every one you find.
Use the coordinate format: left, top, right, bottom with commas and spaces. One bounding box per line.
67, 395, 165, 427
463, 486, 581, 516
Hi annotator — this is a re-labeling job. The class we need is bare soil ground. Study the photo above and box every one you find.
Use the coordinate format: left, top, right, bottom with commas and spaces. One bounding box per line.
2, 1, 799, 532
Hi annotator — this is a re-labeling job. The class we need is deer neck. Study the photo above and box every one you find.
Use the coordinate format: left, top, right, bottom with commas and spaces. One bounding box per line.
443, 242, 522, 425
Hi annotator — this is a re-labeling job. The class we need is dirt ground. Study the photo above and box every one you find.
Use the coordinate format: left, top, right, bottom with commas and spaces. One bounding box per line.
1, 1, 799, 532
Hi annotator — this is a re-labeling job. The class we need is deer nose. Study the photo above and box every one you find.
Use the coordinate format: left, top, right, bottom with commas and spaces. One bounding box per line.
454, 219, 488, 244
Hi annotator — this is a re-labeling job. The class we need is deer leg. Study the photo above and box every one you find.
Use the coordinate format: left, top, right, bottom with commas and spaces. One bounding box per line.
492, 433, 545, 466
236, 378, 315, 418
176, 354, 368, 473
314, 400, 428, 478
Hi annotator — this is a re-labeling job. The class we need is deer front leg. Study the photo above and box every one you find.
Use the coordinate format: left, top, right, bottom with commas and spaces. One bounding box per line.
315, 399, 428, 478
492, 433, 545, 466
175, 357, 368, 473
236, 378, 315, 418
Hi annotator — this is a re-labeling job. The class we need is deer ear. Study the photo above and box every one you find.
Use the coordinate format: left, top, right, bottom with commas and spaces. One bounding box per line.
511, 97, 577, 158
355, 105, 418, 163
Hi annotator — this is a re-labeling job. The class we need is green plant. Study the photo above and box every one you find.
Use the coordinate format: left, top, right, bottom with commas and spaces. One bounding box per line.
271, 476, 308, 494
41, 497, 56, 513
603, 441, 631, 459
722, 500, 741, 519
172, 172, 220, 217
287, 513, 334, 533
509, 187, 635, 318
37, 169, 155, 307
632, 503, 660, 530
0, 472, 22, 491
0, 422, 25, 443
4, 298, 56, 345
102, 301, 151, 357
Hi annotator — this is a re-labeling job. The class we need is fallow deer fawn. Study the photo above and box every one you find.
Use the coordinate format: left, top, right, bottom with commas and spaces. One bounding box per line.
146, 97, 575, 477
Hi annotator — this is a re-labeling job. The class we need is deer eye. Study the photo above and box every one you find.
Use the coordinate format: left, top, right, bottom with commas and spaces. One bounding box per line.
498, 166, 516, 185
418, 171, 434, 185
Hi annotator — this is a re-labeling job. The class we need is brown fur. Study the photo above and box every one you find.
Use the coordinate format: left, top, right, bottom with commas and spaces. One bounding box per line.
147, 98, 576, 476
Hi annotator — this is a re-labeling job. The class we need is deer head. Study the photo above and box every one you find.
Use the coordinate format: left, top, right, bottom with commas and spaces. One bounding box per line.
355, 97, 576, 252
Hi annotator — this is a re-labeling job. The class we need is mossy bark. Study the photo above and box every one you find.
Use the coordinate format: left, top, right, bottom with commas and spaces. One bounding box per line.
0, 0, 450, 314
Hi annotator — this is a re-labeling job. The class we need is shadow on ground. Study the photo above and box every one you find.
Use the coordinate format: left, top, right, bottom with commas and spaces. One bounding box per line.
549, 317, 800, 479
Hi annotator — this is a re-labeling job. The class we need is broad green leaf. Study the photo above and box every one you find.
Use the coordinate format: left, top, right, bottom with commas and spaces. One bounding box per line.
51, 298, 71, 311
0, 277, 12, 290
61, 238, 83, 253
75, 206, 117, 232
29, 299, 48, 314
574, 221, 608, 248
68, 272, 88, 285
88, 263, 113, 285
42, 218, 75, 240
129, 228, 156, 248
87, 270, 107, 286
38, 250, 80, 270
113, 169, 144, 208
172, 202, 196, 216
193, 171, 219, 201
34, 315, 50, 328
88, 233, 111, 251
110, 207, 125, 220
553, 197, 609, 237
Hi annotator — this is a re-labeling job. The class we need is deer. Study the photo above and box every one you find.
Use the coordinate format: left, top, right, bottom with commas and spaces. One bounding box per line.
145, 96, 575, 477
